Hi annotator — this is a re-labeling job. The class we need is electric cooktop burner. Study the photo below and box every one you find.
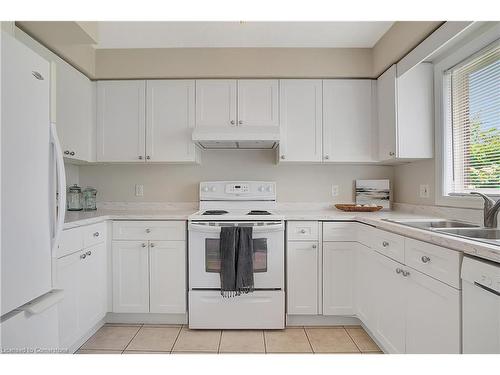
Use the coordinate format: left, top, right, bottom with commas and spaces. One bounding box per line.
247, 210, 272, 215
202, 210, 228, 215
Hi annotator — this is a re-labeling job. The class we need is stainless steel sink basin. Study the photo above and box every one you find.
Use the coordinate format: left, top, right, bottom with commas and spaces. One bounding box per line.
383, 219, 479, 230
434, 228, 500, 241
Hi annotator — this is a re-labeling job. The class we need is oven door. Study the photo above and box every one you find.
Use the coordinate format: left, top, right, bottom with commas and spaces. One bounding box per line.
188, 221, 284, 290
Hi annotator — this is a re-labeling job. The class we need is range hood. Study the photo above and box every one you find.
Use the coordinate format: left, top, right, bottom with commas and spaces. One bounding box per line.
192, 127, 280, 150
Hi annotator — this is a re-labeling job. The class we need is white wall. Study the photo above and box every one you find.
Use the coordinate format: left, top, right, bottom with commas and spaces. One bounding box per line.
79, 150, 394, 203
393, 159, 435, 205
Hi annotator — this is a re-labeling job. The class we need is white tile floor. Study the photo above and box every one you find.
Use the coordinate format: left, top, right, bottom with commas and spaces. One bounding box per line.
76, 324, 383, 354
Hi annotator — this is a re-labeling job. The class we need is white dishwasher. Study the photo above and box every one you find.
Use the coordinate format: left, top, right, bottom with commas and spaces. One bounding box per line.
461, 255, 500, 354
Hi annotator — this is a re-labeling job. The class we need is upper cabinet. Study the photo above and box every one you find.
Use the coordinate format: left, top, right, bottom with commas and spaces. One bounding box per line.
146, 80, 199, 163
323, 80, 378, 162
56, 59, 95, 162
377, 63, 434, 162
279, 80, 323, 162
195, 79, 279, 128
97, 80, 146, 162
97, 80, 199, 163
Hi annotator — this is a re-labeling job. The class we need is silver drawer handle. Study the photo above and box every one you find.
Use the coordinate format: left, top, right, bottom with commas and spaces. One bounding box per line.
300, 229, 307, 234
93, 232, 100, 237
32, 71, 44, 80
142, 243, 147, 248
69, 151, 75, 156
312, 244, 317, 249
421, 256, 431, 263
281, 155, 285, 160
64, 150, 70, 155
150, 243, 155, 248
230, 120, 235, 125
402, 270, 410, 277
145, 228, 151, 233
86, 251, 92, 256
382, 241, 389, 247
80, 253, 86, 260
396, 268, 402, 274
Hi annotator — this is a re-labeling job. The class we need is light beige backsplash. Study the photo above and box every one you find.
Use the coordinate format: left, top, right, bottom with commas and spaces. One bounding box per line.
393, 159, 436, 205
79, 150, 394, 203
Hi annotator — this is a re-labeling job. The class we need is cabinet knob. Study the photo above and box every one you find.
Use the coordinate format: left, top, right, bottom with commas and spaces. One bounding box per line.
138, 156, 143, 160
382, 241, 389, 247
69, 151, 75, 156
300, 229, 306, 234
93, 232, 100, 237
80, 253, 87, 260
389, 152, 395, 156
238, 120, 243, 125
324, 155, 330, 160
312, 244, 317, 249
146, 156, 151, 160
150, 243, 155, 248
142, 243, 147, 248
230, 120, 235, 125
145, 228, 151, 233
402, 270, 410, 277
64, 150, 70, 155
86, 251, 92, 256
280, 155, 285, 160
396, 267, 402, 274
32, 71, 44, 80
421, 256, 431, 263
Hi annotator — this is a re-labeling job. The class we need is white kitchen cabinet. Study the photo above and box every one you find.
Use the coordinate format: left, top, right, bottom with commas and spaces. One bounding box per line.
237, 80, 279, 127
322, 80, 377, 162
355, 244, 377, 327
149, 241, 187, 313
287, 241, 319, 315
377, 63, 433, 161
372, 250, 406, 354
112, 241, 149, 313
55, 242, 106, 351
322, 242, 355, 315
279, 80, 323, 162
405, 267, 461, 353
195, 80, 237, 128
56, 59, 95, 162
146, 80, 199, 163
96, 80, 146, 162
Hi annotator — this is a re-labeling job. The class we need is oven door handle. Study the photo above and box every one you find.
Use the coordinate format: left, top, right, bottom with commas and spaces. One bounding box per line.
188, 222, 284, 234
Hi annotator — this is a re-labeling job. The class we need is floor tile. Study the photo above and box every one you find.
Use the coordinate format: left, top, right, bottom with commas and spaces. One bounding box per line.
305, 328, 359, 353
75, 349, 122, 354
80, 326, 140, 351
346, 328, 381, 352
104, 323, 143, 327
219, 330, 265, 353
264, 328, 312, 353
123, 350, 171, 354
126, 326, 181, 352
142, 324, 183, 328
172, 328, 221, 353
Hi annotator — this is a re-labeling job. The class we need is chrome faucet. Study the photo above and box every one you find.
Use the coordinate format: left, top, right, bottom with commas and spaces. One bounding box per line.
470, 192, 500, 228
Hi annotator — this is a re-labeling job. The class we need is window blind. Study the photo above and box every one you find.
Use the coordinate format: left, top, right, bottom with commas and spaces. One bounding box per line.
445, 41, 500, 194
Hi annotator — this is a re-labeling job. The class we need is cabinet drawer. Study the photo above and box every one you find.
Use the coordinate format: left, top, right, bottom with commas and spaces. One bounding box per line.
370, 229, 405, 263
58, 227, 83, 258
83, 222, 106, 248
323, 222, 359, 241
287, 221, 319, 241
112, 220, 186, 241
405, 238, 462, 288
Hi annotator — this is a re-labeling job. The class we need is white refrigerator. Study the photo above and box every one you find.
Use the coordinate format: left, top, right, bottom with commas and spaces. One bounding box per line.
0, 31, 66, 353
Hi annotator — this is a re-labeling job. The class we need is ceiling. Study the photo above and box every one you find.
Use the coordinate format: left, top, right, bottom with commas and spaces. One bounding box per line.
95, 21, 394, 49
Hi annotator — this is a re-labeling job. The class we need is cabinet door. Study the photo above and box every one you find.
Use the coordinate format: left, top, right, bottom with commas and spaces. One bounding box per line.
287, 241, 318, 315
356, 244, 377, 327
56, 60, 94, 162
149, 241, 186, 313
97, 81, 146, 162
372, 250, 406, 354
323, 242, 355, 315
195, 80, 237, 127
112, 241, 149, 313
237, 80, 279, 127
377, 65, 397, 161
55, 250, 81, 350
79, 243, 107, 332
279, 80, 322, 162
146, 80, 197, 162
405, 269, 460, 353
323, 80, 377, 162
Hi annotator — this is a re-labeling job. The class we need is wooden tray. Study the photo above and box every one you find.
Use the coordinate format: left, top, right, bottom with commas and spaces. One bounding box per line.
335, 204, 383, 212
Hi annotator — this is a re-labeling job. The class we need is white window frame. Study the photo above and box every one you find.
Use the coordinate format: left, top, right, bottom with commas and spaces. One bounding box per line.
434, 24, 500, 208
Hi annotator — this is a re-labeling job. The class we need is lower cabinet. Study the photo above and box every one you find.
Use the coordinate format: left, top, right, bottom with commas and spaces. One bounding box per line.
112, 240, 186, 314
355, 244, 377, 327
286, 241, 318, 314
55, 242, 107, 350
322, 242, 355, 315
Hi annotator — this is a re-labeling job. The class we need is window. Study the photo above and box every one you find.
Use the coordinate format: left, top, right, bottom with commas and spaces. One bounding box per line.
443, 41, 500, 196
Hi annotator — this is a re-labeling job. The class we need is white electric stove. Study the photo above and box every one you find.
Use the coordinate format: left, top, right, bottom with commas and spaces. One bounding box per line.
188, 181, 285, 329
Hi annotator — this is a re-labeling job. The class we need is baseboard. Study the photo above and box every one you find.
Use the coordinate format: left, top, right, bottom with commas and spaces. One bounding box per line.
105, 312, 188, 325
286, 315, 361, 326
359, 321, 387, 354
67, 319, 106, 354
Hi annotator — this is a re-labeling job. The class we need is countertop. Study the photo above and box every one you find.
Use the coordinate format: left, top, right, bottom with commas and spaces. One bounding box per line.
64, 206, 500, 263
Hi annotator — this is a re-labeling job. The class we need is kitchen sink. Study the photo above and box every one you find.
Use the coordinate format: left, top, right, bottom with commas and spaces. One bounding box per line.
434, 228, 500, 242
383, 219, 479, 230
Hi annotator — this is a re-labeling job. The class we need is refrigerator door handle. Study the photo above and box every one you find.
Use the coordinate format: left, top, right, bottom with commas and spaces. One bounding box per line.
50, 123, 66, 255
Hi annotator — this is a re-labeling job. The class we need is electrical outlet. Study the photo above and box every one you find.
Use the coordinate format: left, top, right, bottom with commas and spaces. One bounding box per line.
419, 184, 430, 198
331, 185, 339, 197
135, 184, 144, 197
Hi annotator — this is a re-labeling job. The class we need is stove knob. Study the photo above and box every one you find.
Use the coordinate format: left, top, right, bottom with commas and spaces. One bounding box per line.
201, 186, 209, 192
258, 186, 265, 192
209, 186, 216, 192
266, 185, 272, 192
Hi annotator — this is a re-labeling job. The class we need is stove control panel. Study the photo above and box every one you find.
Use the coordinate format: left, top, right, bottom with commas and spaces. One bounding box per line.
199, 181, 276, 201
226, 183, 250, 194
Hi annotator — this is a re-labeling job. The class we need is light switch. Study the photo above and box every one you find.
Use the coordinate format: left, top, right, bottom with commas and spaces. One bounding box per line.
332, 185, 339, 197
419, 184, 430, 198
